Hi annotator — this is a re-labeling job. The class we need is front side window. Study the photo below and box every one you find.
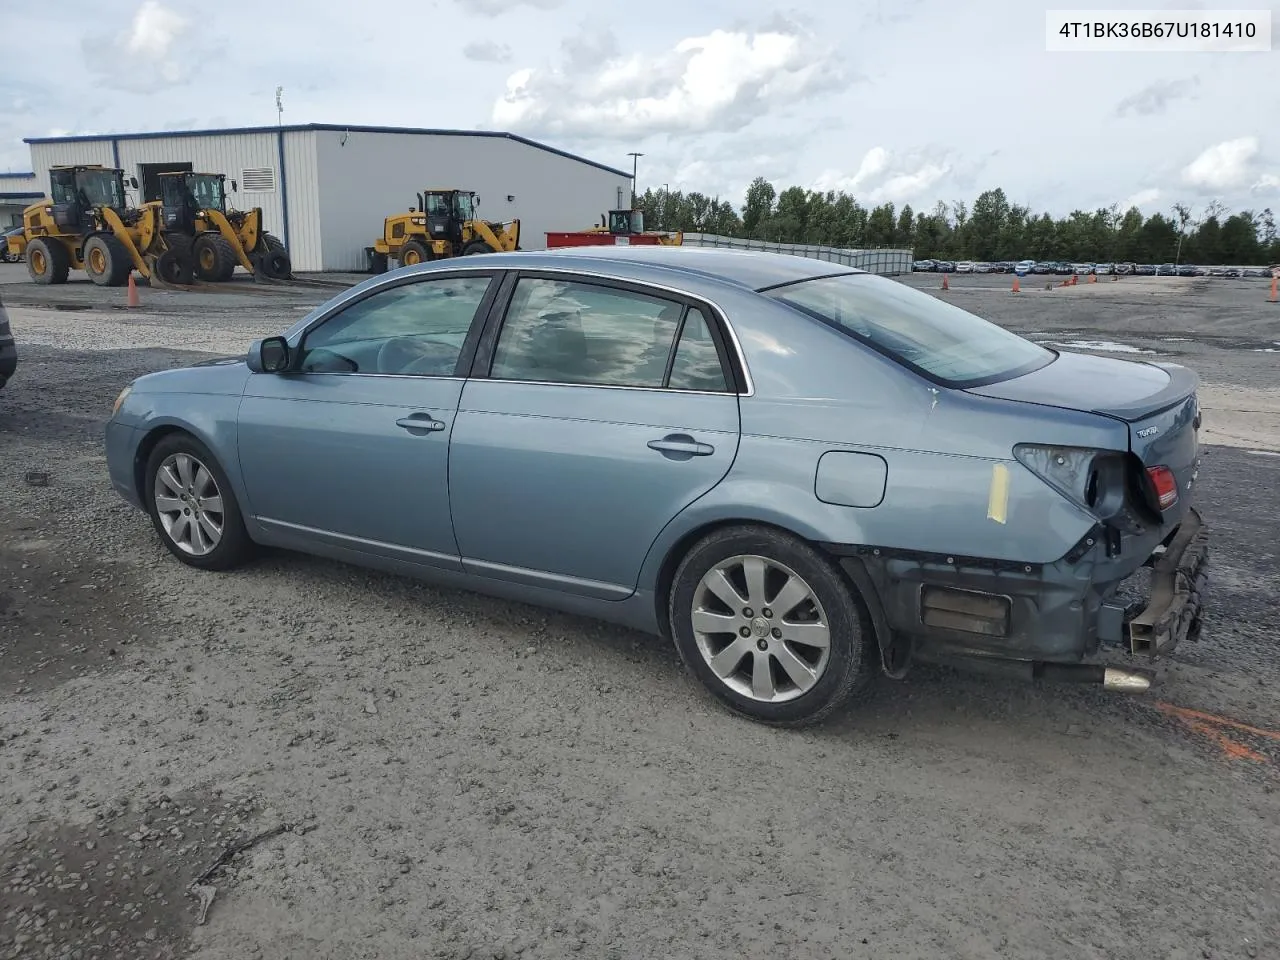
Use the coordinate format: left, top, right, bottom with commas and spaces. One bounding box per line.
490, 277, 687, 388
299, 275, 493, 376
765, 273, 1054, 387
188, 176, 225, 211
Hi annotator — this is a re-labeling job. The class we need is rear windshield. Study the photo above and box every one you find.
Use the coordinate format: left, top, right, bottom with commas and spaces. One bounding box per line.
764, 272, 1055, 387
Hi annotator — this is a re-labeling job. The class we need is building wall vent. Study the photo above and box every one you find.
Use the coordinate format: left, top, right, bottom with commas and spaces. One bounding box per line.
241, 167, 275, 192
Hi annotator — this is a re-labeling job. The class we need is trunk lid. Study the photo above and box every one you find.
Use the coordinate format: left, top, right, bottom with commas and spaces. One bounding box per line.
968, 351, 1202, 519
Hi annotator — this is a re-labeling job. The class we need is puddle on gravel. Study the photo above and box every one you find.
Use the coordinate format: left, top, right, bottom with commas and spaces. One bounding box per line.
1049, 339, 1156, 354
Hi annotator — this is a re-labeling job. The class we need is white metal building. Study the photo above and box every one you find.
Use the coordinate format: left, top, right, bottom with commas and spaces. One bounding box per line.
22, 125, 634, 272
0, 172, 42, 229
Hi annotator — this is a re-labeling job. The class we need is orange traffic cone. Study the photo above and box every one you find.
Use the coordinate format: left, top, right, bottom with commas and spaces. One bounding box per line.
941, 273, 950, 290
127, 272, 140, 308
1011, 276, 1020, 293
1269, 276, 1278, 303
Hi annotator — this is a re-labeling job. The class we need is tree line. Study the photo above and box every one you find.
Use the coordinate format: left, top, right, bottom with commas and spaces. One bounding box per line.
634, 179, 1280, 266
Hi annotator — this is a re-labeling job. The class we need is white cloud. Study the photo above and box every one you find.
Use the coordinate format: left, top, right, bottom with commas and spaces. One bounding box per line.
493, 23, 844, 138
80, 1, 205, 92
465, 0, 562, 14
1181, 136, 1261, 190
812, 147, 951, 204
1253, 173, 1280, 191
1120, 187, 1161, 210
463, 40, 513, 63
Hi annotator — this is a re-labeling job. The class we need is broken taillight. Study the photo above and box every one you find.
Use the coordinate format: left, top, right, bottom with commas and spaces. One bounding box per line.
1146, 465, 1178, 510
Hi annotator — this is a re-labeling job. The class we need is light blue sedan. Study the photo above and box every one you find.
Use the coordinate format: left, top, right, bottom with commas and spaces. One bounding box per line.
105, 247, 1209, 726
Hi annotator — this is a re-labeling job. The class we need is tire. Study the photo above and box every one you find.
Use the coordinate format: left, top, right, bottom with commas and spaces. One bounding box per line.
253, 233, 291, 280
83, 234, 132, 287
668, 525, 876, 727
462, 241, 495, 256
144, 433, 254, 571
399, 239, 430, 267
154, 249, 194, 286
193, 233, 237, 282
26, 237, 70, 285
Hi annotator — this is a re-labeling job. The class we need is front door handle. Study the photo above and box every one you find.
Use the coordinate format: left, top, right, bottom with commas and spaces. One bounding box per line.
396, 414, 446, 433
648, 433, 715, 459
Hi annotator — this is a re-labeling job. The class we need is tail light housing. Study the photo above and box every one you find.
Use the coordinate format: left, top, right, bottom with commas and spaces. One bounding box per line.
1145, 465, 1178, 510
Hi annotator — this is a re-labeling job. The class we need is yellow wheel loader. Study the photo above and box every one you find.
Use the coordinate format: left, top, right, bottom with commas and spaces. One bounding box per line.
368, 189, 519, 272
5, 165, 187, 286
153, 172, 292, 281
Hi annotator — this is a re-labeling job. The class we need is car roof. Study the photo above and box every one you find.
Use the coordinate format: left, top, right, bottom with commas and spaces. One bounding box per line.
422, 246, 865, 293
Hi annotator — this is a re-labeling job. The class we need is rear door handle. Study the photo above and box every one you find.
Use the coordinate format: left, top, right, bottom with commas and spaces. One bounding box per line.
648, 434, 715, 458
396, 414, 446, 433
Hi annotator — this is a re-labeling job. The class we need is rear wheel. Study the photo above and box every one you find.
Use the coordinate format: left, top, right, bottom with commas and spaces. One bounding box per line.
26, 238, 70, 285
83, 234, 132, 286
144, 433, 254, 571
399, 239, 430, 267
193, 233, 237, 281
668, 525, 877, 727
463, 240, 494, 255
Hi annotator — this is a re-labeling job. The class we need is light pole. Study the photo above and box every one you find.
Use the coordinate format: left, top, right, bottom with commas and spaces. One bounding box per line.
627, 152, 643, 206
662, 183, 669, 229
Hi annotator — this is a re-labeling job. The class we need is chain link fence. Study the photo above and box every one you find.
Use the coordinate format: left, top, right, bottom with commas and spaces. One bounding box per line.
680, 234, 914, 275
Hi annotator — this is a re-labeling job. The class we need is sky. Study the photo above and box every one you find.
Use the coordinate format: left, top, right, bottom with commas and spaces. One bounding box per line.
1, 0, 1277, 220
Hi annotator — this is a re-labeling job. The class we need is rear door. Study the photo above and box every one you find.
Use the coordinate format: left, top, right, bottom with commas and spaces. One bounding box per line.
447, 271, 743, 599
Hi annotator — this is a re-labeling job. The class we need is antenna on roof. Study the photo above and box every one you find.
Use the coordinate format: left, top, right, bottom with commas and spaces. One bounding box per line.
275, 86, 284, 127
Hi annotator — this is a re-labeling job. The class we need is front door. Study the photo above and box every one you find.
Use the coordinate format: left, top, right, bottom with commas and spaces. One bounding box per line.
448, 273, 742, 599
236, 272, 498, 568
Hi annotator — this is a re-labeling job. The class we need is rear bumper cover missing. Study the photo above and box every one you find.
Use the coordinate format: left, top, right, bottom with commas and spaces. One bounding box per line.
1125, 507, 1208, 657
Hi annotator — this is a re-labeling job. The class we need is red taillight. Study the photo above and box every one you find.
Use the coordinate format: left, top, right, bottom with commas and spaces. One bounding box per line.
1147, 465, 1178, 510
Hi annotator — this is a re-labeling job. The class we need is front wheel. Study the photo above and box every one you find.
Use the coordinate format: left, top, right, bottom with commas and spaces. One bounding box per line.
668, 525, 876, 726
144, 433, 254, 571
462, 241, 494, 255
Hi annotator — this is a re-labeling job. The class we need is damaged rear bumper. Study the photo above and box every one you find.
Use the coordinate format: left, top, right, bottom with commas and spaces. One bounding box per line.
1116, 507, 1208, 657
822, 507, 1209, 675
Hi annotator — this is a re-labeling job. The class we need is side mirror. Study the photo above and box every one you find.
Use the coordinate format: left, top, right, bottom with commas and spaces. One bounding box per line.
246, 336, 291, 373
129, 177, 139, 189
231, 180, 238, 192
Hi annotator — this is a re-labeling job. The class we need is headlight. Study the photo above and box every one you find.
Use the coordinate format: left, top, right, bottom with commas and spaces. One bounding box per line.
111, 385, 132, 418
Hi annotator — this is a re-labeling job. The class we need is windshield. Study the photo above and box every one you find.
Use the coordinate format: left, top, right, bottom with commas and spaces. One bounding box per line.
454, 193, 475, 219
765, 273, 1055, 387
77, 170, 125, 210
187, 175, 225, 211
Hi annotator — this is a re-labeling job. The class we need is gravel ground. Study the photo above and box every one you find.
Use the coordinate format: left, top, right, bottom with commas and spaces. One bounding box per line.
2, 263, 1278, 960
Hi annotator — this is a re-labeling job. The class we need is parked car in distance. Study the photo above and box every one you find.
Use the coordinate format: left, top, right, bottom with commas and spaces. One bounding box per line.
973, 262, 993, 273
955, 261, 975, 273
1054, 262, 1075, 275
0, 226, 23, 264
1073, 263, 1094, 275
934, 260, 955, 273
913, 260, 936, 272
1015, 260, 1036, 276
1030, 262, 1054, 275
1223, 268, 1242, 279
1135, 263, 1156, 276
104, 246, 1209, 726
1114, 262, 1134, 276
1177, 265, 1198, 277
0, 289, 17, 390
1094, 263, 1114, 275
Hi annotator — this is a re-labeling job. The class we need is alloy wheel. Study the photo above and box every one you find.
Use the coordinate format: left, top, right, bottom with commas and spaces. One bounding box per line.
153, 452, 225, 556
690, 554, 832, 703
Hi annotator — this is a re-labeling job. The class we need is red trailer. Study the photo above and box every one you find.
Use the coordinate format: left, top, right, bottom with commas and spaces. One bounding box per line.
546, 209, 682, 248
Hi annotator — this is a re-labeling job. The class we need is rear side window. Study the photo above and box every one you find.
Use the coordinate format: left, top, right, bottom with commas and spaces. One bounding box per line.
490, 277, 682, 388
765, 272, 1054, 387
668, 308, 729, 392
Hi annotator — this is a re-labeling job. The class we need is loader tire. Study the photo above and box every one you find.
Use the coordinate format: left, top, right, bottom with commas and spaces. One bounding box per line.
193, 233, 237, 282
462, 241, 495, 256
155, 249, 194, 286
26, 238, 70, 285
84, 234, 132, 287
399, 240, 430, 267
256, 233, 291, 279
